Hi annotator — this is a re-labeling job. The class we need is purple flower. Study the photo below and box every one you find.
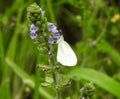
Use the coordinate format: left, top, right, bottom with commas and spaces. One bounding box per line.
30, 32, 37, 39
82, 97, 85, 99
53, 31, 60, 38
48, 36, 55, 44
40, 8, 45, 15
47, 22, 61, 43
48, 51, 52, 56
48, 23, 57, 32
59, 29, 62, 33
30, 24, 38, 33
30, 24, 38, 39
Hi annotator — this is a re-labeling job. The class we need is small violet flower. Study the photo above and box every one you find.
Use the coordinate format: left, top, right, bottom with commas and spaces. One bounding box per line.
30, 24, 38, 39
47, 22, 61, 44
48, 23, 57, 32
53, 31, 60, 38
48, 36, 55, 44
30, 32, 37, 39
48, 51, 52, 56
30, 24, 38, 33
82, 97, 85, 99
40, 8, 45, 16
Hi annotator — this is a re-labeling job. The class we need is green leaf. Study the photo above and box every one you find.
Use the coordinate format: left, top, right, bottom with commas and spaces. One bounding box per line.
0, 29, 7, 83
97, 40, 120, 67
67, 68, 120, 98
5, 57, 54, 99
45, 76, 53, 83
0, 85, 11, 99
6, 8, 23, 60
34, 54, 42, 99
0, 30, 4, 70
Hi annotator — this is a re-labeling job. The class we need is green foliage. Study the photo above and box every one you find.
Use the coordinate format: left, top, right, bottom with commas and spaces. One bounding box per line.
67, 68, 120, 98
0, 0, 120, 99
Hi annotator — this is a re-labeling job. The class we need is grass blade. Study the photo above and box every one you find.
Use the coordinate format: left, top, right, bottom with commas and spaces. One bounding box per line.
67, 67, 120, 98
5, 57, 54, 99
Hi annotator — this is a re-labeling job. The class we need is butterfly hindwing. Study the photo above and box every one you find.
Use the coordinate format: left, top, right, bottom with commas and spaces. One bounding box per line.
57, 36, 77, 66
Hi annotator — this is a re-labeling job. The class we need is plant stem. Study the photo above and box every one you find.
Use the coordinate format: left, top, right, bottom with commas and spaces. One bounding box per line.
49, 51, 61, 99
41, 31, 61, 99
42, 15, 60, 99
95, 19, 109, 44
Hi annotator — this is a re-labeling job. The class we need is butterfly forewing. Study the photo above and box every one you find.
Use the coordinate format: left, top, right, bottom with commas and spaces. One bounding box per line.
57, 40, 77, 66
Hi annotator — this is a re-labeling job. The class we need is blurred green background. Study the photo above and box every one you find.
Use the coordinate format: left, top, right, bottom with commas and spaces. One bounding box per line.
0, 0, 120, 99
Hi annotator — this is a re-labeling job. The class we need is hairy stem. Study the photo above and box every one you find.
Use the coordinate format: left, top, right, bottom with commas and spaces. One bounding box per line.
41, 15, 61, 99
49, 55, 61, 99
42, 30, 61, 99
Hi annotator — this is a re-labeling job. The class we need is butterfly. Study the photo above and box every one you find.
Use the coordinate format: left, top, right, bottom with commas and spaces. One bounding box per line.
57, 35, 77, 66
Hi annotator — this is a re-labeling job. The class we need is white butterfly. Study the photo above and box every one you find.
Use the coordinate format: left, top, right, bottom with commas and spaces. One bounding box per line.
57, 36, 77, 66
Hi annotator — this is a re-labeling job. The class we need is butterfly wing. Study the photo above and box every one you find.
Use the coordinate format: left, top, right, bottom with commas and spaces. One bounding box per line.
57, 40, 77, 66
